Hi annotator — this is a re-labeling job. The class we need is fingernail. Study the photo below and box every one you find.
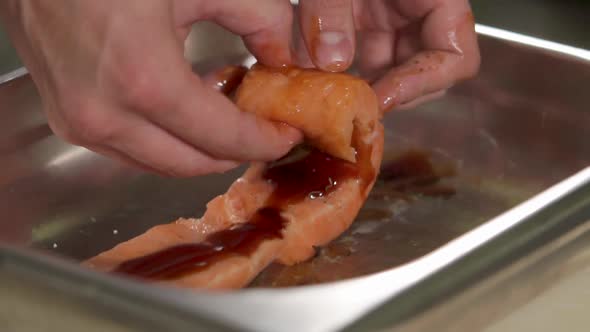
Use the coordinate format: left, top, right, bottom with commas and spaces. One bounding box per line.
313, 31, 352, 72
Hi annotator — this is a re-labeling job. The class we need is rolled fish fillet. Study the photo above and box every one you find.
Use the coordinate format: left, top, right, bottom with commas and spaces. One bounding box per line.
84, 65, 384, 290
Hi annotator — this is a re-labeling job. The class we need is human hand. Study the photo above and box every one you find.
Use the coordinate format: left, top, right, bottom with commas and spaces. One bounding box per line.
295, 0, 481, 111
0, 0, 301, 177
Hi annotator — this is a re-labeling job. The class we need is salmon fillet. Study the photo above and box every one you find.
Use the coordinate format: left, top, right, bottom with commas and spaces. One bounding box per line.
84, 65, 384, 290
235, 65, 378, 162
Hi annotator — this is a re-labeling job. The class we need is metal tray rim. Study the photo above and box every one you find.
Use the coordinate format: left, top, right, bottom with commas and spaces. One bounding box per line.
3, 166, 590, 332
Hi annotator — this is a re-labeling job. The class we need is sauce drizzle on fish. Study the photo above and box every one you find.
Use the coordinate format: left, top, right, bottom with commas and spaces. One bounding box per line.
114, 147, 360, 280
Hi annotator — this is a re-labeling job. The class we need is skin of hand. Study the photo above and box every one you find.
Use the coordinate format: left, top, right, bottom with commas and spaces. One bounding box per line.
0, 0, 302, 177
295, 0, 481, 111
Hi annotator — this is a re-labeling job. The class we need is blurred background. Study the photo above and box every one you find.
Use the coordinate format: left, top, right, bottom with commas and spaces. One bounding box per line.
0, 0, 588, 75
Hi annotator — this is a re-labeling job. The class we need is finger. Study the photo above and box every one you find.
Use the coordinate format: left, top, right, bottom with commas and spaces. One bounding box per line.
293, 28, 315, 69
405, 0, 480, 59
373, 50, 457, 111
356, 30, 395, 82
391, 21, 422, 64
373, 0, 480, 111
49, 100, 240, 177
129, 64, 303, 162
175, 0, 294, 67
299, 0, 356, 72
86, 144, 166, 175
154, 69, 302, 161
106, 113, 240, 177
292, 9, 315, 69
110, 21, 302, 163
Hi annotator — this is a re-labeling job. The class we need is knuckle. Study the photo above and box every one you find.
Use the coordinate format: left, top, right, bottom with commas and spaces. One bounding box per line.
112, 61, 171, 110
58, 97, 117, 145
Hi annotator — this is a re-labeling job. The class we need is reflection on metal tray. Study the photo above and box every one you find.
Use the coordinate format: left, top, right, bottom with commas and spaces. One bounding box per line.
0, 23, 589, 332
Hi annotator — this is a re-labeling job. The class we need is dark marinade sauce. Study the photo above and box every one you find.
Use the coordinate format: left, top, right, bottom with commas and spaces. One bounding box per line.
380, 150, 456, 198
114, 146, 360, 280
213, 65, 248, 96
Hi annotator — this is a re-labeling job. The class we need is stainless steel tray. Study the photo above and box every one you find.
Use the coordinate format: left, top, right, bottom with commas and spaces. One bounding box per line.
1, 24, 589, 332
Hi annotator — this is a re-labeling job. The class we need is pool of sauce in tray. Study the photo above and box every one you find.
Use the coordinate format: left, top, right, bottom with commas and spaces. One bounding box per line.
114, 146, 361, 280
250, 150, 460, 287
380, 150, 456, 198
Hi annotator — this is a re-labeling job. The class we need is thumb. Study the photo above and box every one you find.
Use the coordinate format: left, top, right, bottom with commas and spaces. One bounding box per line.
299, 0, 356, 72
